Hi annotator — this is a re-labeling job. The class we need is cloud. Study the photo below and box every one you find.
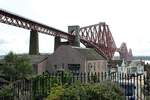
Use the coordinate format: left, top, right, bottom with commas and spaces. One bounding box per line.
0, 39, 8, 44
1, 0, 150, 56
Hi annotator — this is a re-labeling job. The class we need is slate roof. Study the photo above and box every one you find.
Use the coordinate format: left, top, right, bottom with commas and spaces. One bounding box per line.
0, 54, 49, 65
18, 54, 49, 64
72, 47, 106, 60
26, 55, 49, 64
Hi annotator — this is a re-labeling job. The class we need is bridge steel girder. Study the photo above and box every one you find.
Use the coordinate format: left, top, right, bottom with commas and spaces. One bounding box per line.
0, 9, 72, 39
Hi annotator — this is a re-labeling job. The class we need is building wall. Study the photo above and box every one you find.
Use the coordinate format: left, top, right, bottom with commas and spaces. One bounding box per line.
86, 60, 107, 73
47, 46, 86, 73
36, 58, 48, 75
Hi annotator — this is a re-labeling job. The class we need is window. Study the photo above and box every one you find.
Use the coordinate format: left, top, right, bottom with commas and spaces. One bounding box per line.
88, 63, 92, 71
62, 63, 64, 69
68, 64, 80, 74
54, 65, 57, 70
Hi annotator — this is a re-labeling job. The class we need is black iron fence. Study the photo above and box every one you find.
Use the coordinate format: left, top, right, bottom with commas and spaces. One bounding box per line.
0, 72, 150, 100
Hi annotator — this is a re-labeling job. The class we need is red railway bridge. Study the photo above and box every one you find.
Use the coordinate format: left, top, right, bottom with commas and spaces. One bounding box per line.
0, 9, 132, 60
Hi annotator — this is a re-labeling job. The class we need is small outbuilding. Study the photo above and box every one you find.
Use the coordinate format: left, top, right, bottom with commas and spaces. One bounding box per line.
47, 45, 107, 74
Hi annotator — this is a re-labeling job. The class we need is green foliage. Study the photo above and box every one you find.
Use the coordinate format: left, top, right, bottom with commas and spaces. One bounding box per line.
32, 71, 73, 99
0, 64, 16, 78
146, 96, 150, 100
90, 73, 98, 82
0, 84, 12, 96
84, 82, 124, 100
46, 85, 64, 100
0, 52, 33, 97
15, 56, 32, 78
32, 74, 52, 98
1, 51, 33, 80
46, 81, 124, 100
59, 71, 73, 85
4, 51, 17, 63
62, 82, 87, 100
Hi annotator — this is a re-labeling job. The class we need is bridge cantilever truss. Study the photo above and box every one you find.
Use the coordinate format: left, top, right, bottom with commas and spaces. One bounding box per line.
0, 9, 117, 59
78, 23, 116, 59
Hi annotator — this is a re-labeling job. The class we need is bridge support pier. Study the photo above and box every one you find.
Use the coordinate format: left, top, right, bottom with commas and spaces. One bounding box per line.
54, 36, 70, 51
29, 30, 39, 55
54, 36, 61, 51
68, 25, 80, 47
54, 25, 80, 51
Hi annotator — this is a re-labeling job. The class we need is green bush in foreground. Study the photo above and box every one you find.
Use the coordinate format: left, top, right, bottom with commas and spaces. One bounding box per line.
0, 85, 12, 96
46, 81, 124, 100
146, 96, 150, 100
46, 84, 64, 100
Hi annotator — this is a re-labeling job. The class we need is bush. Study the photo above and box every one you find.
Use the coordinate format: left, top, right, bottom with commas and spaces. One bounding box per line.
46, 84, 64, 100
146, 96, 150, 100
32, 71, 73, 99
62, 82, 87, 100
0, 85, 13, 96
46, 81, 124, 100
83, 82, 124, 100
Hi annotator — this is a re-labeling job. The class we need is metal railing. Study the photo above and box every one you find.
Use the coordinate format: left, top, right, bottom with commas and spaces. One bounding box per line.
0, 72, 149, 100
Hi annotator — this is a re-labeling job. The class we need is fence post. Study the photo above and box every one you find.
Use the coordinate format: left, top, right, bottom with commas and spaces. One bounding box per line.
88, 72, 90, 82
83, 72, 86, 83
137, 74, 139, 99
80, 72, 83, 83
61, 71, 64, 85
101, 72, 103, 81
98, 72, 100, 83
147, 76, 150, 96
104, 72, 107, 80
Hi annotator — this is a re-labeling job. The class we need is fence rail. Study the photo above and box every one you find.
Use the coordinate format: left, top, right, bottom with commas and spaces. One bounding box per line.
0, 72, 150, 100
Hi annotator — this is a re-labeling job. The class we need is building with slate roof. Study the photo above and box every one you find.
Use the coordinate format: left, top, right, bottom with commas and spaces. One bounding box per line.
47, 45, 107, 74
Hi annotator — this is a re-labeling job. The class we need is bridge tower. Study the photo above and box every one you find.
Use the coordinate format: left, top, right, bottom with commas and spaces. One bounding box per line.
119, 42, 128, 60
68, 25, 80, 47
54, 25, 80, 51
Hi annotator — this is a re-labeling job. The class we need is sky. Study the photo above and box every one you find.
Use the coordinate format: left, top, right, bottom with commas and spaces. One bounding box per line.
0, 0, 150, 56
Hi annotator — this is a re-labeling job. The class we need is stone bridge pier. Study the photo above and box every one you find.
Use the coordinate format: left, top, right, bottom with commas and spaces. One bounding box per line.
29, 30, 39, 55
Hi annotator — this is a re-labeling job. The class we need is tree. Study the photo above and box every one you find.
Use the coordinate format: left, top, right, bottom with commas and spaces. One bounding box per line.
0, 52, 33, 97
4, 51, 17, 63
0, 51, 33, 81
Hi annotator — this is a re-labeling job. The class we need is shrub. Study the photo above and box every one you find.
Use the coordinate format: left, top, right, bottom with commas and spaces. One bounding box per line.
62, 82, 88, 100
83, 82, 124, 100
0, 85, 12, 96
146, 96, 150, 100
32, 71, 73, 99
46, 85, 64, 100
46, 81, 124, 100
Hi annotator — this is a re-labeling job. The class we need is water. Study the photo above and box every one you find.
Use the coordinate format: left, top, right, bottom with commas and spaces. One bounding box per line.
144, 60, 150, 64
